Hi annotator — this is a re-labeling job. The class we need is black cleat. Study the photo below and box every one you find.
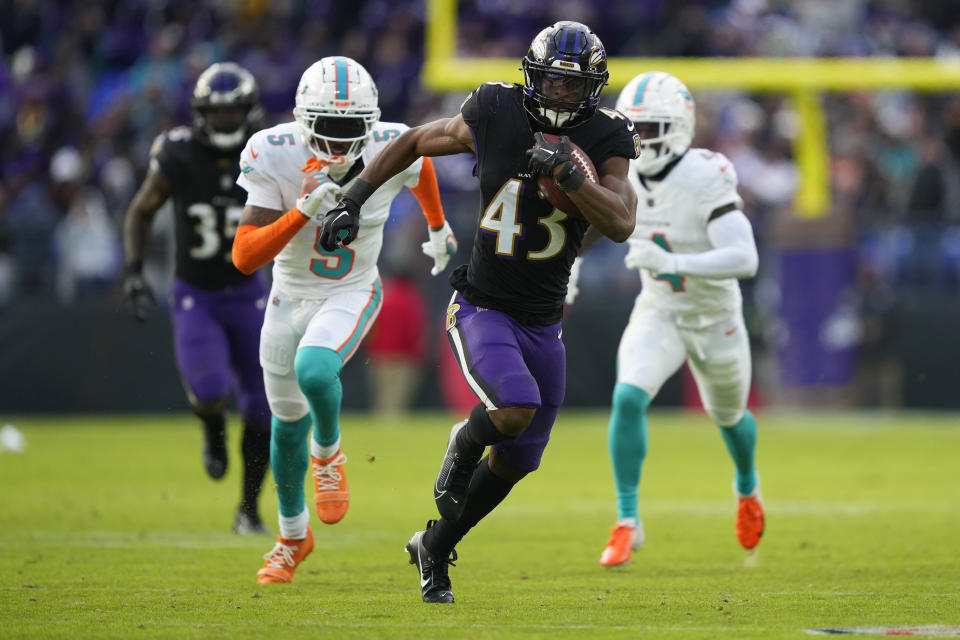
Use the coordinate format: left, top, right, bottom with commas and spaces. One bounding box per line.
202, 423, 228, 480
405, 520, 456, 604
434, 420, 480, 520
233, 509, 270, 535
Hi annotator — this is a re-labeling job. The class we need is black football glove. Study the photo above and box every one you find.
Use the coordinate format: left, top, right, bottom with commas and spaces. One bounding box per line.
123, 269, 155, 322
318, 197, 361, 251
526, 131, 572, 176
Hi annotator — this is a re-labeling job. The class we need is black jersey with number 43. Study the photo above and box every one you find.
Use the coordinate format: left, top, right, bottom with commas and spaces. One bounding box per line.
150, 126, 251, 290
454, 82, 639, 325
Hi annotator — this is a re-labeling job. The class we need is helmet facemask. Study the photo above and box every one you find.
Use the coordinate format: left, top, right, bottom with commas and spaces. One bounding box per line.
632, 119, 687, 176
196, 104, 253, 149
293, 57, 381, 174
294, 107, 379, 169
522, 62, 606, 128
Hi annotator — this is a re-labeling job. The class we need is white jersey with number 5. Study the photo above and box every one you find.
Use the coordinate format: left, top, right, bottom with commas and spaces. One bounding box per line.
629, 148, 744, 319
236, 120, 422, 299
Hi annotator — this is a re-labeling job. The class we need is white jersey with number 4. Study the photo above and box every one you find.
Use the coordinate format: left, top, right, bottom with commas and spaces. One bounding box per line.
236, 120, 423, 299
629, 148, 744, 319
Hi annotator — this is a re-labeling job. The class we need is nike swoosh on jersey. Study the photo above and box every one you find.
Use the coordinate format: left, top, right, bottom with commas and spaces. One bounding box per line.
724, 327, 738, 336
250, 147, 259, 159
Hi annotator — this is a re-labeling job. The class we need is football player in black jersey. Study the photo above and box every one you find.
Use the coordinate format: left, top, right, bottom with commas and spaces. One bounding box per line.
122, 63, 272, 535
319, 21, 641, 602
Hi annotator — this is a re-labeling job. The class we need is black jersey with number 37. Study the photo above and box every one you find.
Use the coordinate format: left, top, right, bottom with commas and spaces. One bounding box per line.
453, 82, 639, 325
150, 126, 251, 290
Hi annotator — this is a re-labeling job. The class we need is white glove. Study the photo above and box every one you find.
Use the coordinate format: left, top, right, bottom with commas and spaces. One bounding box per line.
421, 220, 458, 276
565, 256, 582, 305
624, 239, 678, 275
296, 171, 340, 218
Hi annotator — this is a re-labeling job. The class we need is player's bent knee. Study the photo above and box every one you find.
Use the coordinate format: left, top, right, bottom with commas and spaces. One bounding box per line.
191, 396, 227, 420
611, 383, 651, 417
709, 407, 745, 428
294, 347, 343, 397
271, 414, 311, 447
488, 449, 530, 483
490, 406, 536, 438
269, 399, 310, 424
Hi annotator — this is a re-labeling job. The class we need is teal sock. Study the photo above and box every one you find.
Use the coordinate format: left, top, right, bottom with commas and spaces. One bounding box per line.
270, 414, 311, 517
294, 346, 344, 448
608, 383, 651, 522
718, 410, 758, 496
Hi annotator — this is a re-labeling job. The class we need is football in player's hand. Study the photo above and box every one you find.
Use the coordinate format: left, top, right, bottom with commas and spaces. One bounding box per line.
535, 133, 598, 219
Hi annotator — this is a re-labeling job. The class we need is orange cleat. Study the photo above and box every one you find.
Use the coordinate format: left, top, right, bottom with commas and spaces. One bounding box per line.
599, 521, 645, 567
256, 527, 315, 583
312, 450, 349, 524
736, 494, 765, 550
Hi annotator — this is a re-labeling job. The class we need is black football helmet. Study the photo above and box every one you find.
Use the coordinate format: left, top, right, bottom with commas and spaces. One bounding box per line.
521, 21, 609, 129
190, 62, 262, 149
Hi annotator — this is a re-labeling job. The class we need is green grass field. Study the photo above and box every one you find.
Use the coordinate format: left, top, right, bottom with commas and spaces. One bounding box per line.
1, 411, 958, 639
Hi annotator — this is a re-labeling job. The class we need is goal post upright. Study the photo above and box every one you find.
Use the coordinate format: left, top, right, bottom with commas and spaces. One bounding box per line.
422, 0, 960, 218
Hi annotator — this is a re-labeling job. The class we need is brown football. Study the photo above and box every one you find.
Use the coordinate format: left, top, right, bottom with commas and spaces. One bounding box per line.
535, 133, 599, 219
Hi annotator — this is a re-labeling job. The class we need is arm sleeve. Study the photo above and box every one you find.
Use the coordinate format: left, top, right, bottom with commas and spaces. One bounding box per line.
232, 209, 309, 275
408, 157, 446, 228
672, 210, 759, 279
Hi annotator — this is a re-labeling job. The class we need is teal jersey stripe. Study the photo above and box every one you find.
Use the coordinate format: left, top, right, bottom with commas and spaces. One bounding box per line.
335, 57, 349, 100
633, 72, 652, 106
337, 278, 382, 360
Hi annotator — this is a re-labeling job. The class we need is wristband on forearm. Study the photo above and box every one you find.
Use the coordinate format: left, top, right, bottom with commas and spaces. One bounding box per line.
342, 178, 376, 206
554, 162, 586, 192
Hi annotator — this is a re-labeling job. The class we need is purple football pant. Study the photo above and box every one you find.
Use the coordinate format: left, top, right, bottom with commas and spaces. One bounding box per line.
170, 276, 270, 422
445, 294, 565, 473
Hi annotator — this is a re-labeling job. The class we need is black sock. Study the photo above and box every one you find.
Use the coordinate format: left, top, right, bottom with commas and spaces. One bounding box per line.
424, 455, 516, 557
456, 403, 511, 458
200, 413, 226, 444
239, 420, 270, 516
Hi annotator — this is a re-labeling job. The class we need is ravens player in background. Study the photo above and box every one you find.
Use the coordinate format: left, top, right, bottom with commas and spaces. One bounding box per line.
122, 63, 272, 535
318, 22, 640, 603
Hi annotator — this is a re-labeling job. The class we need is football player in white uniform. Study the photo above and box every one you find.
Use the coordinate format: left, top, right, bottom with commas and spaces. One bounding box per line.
571, 71, 764, 567
231, 56, 457, 583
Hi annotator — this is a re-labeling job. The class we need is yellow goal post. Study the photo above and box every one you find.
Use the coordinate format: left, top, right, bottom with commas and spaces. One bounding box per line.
422, 0, 960, 218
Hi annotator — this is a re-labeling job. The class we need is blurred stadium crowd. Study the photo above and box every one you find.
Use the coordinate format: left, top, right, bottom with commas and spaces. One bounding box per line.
2, 0, 960, 406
